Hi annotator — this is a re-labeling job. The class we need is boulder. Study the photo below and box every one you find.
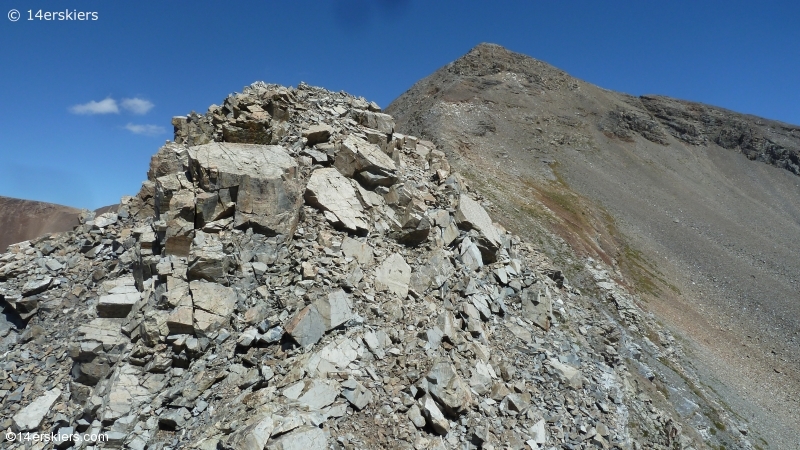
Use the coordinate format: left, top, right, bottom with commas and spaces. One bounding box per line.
305, 168, 369, 234
285, 304, 326, 347
454, 195, 503, 262
187, 143, 302, 236
334, 135, 397, 187
302, 124, 333, 145
521, 288, 552, 331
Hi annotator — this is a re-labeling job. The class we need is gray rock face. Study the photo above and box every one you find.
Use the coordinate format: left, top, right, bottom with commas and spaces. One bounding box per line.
12, 388, 61, 431
187, 143, 302, 236
305, 168, 369, 234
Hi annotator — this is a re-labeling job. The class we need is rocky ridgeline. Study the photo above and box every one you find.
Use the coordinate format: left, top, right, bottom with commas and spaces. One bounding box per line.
0, 82, 708, 449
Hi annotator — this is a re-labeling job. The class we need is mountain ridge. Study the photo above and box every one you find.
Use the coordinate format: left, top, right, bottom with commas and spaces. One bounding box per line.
388, 42, 800, 448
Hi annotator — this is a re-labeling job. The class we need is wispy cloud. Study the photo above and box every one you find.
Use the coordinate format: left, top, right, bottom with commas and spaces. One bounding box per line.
124, 123, 166, 136
121, 97, 154, 115
69, 98, 119, 115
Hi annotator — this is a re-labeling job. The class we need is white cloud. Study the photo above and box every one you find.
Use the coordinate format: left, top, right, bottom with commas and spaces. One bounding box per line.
121, 97, 154, 115
124, 123, 166, 136
69, 98, 119, 115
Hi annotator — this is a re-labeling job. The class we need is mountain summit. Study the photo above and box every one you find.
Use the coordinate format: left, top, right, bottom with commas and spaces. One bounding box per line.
388, 43, 800, 448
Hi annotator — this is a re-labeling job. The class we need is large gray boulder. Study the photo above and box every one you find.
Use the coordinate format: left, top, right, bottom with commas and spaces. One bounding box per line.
187, 143, 302, 236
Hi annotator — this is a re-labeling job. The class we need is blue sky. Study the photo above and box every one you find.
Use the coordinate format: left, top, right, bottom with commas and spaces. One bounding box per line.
1, 1, 798, 209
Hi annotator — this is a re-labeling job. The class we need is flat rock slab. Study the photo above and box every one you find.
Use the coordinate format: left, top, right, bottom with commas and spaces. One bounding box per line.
285, 304, 326, 347
505, 322, 532, 344
375, 253, 411, 298
78, 318, 128, 347
97, 292, 140, 318
21, 277, 52, 297
13, 388, 61, 431
305, 168, 369, 234
297, 379, 340, 410
341, 236, 374, 266
341, 378, 373, 410
315, 289, 353, 330
187, 143, 302, 236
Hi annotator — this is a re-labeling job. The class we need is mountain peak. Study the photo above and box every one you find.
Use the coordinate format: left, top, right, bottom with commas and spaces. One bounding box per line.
448, 43, 569, 82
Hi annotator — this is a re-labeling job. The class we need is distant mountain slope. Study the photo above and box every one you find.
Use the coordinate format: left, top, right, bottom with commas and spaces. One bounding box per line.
388, 43, 800, 448
0, 196, 82, 250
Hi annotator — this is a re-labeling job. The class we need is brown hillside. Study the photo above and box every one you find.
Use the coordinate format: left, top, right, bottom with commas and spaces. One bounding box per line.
0, 196, 82, 250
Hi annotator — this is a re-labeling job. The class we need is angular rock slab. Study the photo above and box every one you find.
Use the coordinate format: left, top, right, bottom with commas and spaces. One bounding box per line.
341, 378, 373, 410
334, 135, 397, 186
302, 124, 333, 145
521, 288, 552, 331
187, 143, 302, 236
13, 388, 61, 431
549, 359, 583, 389
425, 360, 473, 416
190, 280, 236, 336
305, 168, 369, 234
316, 289, 353, 330
21, 277, 52, 297
375, 253, 411, 298
285, 304, 326, 347
455, 195, 503, 261
97, 292, 140, 318
410, 249, 455, 293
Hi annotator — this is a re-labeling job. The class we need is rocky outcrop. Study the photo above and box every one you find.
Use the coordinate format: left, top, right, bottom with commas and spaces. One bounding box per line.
0, 81, 705, 450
